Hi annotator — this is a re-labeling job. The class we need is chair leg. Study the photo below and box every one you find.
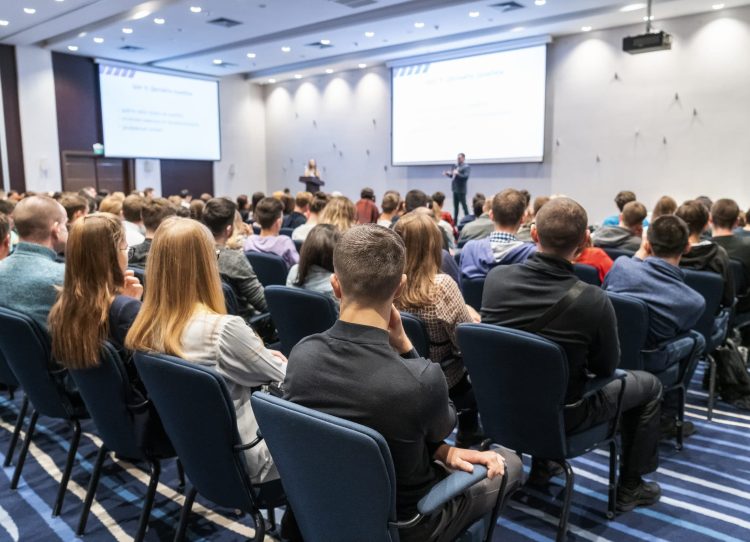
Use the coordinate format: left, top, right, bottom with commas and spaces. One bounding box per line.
77, 446, 108, 535
176, 458, 185, 491
52, 419, 82, 517
607, 440, 619, 520
4, 396, 29, 467
11, 409, 38, 490
555, 461, 575, 542
483, 470, 508, 542
707, 356, 717, 421
135, 460, 161, 542
174, 486, 197, 542
251, 509, 266, 542
266, 507, 276, 531
676, 386, 685, 451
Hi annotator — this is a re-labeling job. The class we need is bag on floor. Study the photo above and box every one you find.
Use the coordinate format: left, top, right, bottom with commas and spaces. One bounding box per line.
714, 338, 750, 410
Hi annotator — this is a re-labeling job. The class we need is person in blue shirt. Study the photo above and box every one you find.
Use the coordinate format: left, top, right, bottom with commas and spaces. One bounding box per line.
602, 190, 649, 228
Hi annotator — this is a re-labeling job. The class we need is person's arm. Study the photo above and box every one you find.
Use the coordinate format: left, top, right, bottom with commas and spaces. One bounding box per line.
588, 295, 620, 378
228, 251, 268, 312
217, 316, 286, 387
432, 444, 505, 479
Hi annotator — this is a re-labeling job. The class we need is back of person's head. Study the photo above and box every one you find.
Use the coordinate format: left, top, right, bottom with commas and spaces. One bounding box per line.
319, 196, 356, 231
696, 196, 713, 213
49, 213, 125, 369
652, 195, 677, 219
12, 195, 67, 244
281, 193, 295, 215
614, 190, 636, 211
0, 199, 15, 216
333, 224, 405, 305
255, 196, 284, 230
404, 189, 429, 213
360, 187, 375, 201
236, 194, 249, 210
621, 201, 648, 229
519, 189, 532, 208
142, 197, 178, 233
189, 199, 205, 221
296, 191, 313, 210
60, 193, 89, 223
431, 191, 446, 207
310, 192, 330, 215
381, 192, 400, 214
295, 224, 340, 286
200, 193, 212, 203
99, 195, 123, 216
251, 191, 265, 211
472, 193, 486, 216
491, 189, 527, 229
534, 197, 588, 256
532, 196, 550, 216
125, 217, 226, 357
393, 212, 443, 309
0, 212, 10, 259
647, 215, 689, 258
711, 198, 740, 230
122, 194, 145, 223
675, 200, 709, 236
202, 197, 237, 237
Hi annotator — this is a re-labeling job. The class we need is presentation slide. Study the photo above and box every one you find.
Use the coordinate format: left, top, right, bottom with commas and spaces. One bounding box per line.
99, 64, 221, 161
391, 45, 547, 165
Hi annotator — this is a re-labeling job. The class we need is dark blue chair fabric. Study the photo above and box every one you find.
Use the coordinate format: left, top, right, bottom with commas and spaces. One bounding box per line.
0, 349, 28, 469
729, 259, 747, 295
293, 239, 304, 253
252, 393, 499, 542
400, 312, 430, 359
245, 251, 288, 287
462, 277, 485, 312
601, 247, 634, 261
683, 269, 729, 353
221, 281, 240, 316
279, 227, 294, 238
264, 286, 338, 356
129, 266, 146, 288
573, 264, 601, 286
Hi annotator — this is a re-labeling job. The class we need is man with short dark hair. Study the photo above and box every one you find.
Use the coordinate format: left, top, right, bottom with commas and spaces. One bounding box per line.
244, 197, 299, 268
59, 193, 89, 226
711, 198, 750, 311
285, 224, 522, 541
460, 189, 536, 279
593, 201, 647, 252
203, 198, 267, 318
457, 198, 492, 246
128, 197, 178, 267
355, 187, 380, 225
443, 153, 471, 220
482, 197, 664, 511
457, 193, 485, 230
122, 194, 146, 247
282, 192, 311, 229
602, 190, 638, 226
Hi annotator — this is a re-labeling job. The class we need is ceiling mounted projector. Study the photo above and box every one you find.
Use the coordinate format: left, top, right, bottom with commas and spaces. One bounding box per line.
622, 0, 672, 54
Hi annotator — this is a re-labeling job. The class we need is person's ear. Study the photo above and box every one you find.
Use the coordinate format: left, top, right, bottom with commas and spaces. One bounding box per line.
226, 223, 234, 238
581, 229, 591, 250
488, 209, 494, 222
331, 274, 343, 300
392, 274, 407, 300
683, 242, 692, 255
643, 240, 653, 255
619, 212, 624, 224
531, 224, 539, 244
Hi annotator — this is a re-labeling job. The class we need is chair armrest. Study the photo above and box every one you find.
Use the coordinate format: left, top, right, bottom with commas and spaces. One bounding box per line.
234, 434, 263, 452
248, 312, 271, 326
416, 465, 488, 517
566, 369, 627, 409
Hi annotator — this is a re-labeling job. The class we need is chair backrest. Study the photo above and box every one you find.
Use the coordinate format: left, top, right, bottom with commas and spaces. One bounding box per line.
573, 263, 601, 286
0, 307, 72, 419
68, 342, 143, 459
730, 259, 747, 296
251, 393, 398, 542
457, 323, 568, 458
221, 281, 240, 315
279, 227, 294, 238
602, 247, 634, 261
606, 292, 649, 370
293, 239, 303, 253
0, 350, 19, 389
682, 269, 724, 343
264, 286, 338, 356
245, 251, 288, 287
133, 352, 255, 511
400, 312, 430, 358
461, 276, 485, 312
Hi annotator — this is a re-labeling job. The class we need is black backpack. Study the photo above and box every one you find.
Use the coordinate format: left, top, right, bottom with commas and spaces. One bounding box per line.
713, 338, 750, 410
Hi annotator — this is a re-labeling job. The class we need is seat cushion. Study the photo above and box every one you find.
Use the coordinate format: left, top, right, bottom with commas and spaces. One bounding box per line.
567, 421, 611, 457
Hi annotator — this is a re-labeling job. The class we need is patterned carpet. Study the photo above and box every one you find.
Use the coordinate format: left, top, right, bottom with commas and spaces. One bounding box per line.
0, 363, 747, 541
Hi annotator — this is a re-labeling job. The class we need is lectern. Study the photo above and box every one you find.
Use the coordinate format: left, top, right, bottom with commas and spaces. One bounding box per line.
299, 176, 325, 193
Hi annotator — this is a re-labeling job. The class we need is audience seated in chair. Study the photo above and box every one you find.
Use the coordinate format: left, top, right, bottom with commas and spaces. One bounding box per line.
202, 197, 268, 319
457, 197, 493, 246
60, 193, 90, 228
516, 195, 549, 242
317, 195, 357, 233
431, 191, 458, 239
126, 217, 287, 486
711, 198, 750, 312
734, 205, 750, 237
481, 197, 664, 512
0, 213, 11, 261
292, 192, 329, 242
651, 195, 678, 221
284, 224, 522, 542
676, 200, 735, 308
286, 224, 340, 304
355, 187, 380, 224
244, 197, 300, 269
0, 195, 68, 329
593, 200, 648, 253
377, 191, 400, 228
574, 236, 614, 283
602, 190, 643, 227
456, 193, 485, 232
122, 194, 146, 247
128, 197, 177, 267
282, 191, 311, 230
460, 189, 537, 280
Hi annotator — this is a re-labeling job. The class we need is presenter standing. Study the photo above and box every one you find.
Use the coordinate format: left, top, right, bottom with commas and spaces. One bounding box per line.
304, 159, 320, 179
443, 153, 471, 220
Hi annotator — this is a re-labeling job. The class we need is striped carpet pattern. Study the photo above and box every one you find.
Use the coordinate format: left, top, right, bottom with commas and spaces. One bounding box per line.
0, 363, 747, 541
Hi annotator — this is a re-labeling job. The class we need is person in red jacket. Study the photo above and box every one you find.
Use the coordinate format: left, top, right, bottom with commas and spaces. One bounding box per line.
575, 242, 614, 283
355, 187, 380, 224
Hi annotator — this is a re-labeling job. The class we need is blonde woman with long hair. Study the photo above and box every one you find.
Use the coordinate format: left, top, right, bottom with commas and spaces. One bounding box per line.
393, 212, 483, 448
125, 217, 286, 489
318, 196, 356, 232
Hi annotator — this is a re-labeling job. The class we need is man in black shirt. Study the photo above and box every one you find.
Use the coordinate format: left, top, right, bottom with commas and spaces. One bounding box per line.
481, 197, 663, 513
285, 224, 522, 542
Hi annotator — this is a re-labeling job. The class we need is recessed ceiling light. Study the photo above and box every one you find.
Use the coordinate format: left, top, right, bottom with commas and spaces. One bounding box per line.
534, 0, 546, 5
122, 27, 133, 34
620, 3, 646, 11
358, 63, 367, 69
246, 52, 256, 59
55, 0, 64, 2
189, 6, 202, 13
325, 69, 334, 74
67, 45, 78, 51
23, 8, 36, 15
93, 37, 104, 43
281, 46, 291, 52
469, 11, 480, 18
268, 78, 276, 83
154, 17, 165, 24
364, 31, 375, 37
132, 10, 150, 20
642, 15, 654, 21
712, 3, 725, 8
511, 26, 524, 32
212, 59, 222, 65
320, 39, 331, 45
0, 20, 9, 26
414, 22, 425, 28
581, 25, 593, 32
78, 31, 87, 37
294, 74, 302, 79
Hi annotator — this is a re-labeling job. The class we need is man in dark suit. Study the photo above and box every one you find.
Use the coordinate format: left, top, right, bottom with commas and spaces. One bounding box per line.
444, 153, 471, 221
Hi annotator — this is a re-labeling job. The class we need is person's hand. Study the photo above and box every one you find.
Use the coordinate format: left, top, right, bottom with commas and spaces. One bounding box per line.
122, 269, 143, 300
466, 305, 481, 323
269, 350, 288, 363
434, 444, 506, 479
387, 305, 413, 354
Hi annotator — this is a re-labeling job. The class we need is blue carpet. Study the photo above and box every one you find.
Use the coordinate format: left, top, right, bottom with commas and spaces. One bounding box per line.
0, 362, 747, 541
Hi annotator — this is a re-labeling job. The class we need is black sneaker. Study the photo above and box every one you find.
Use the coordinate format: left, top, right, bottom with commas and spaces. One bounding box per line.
616, 479, 661, 512
526, 459, 564, 487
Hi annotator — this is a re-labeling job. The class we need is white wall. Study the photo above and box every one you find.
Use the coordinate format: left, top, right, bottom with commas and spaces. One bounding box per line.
263, 6, 750, 222
15, 46, 61, 193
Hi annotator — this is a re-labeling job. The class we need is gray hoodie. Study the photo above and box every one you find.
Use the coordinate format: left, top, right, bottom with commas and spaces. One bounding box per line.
592, 225, 642, 252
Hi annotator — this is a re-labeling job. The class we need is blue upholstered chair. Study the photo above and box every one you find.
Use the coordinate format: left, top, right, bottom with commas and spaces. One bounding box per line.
601, 247, 634, 261
457, 323, 626, 542
264, 285, 338, 356
293, 239, 304, 253
0, 350, 29, 469
0, 307, 89, 517
128, 266, 146, 288
245, 251, 288, 287
279, 227, 295, 238
221, 281, 240, 315
69, 342, 180, 540
462, 276, 485, 312
607, 292, 705, 449
572, 263, 601, 286
252, 392, 505, 542
400, 312, 430, 358
133, 352, 284, 541
729, 259, 750, 329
